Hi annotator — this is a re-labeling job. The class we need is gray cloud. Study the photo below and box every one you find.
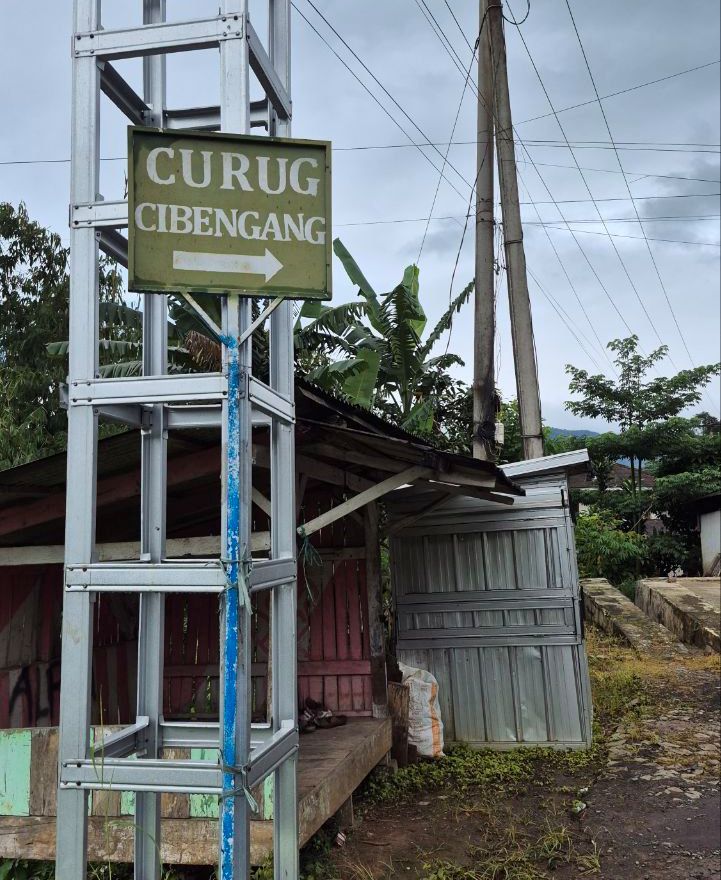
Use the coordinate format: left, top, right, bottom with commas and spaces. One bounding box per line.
0, 0, 718, 425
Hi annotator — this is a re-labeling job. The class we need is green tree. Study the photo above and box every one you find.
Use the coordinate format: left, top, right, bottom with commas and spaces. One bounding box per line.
575, 510, 646, 585
0, 202, 72, 467
325, 238, 474, 435
566, 335, 719, 529
0, 202, 144, 468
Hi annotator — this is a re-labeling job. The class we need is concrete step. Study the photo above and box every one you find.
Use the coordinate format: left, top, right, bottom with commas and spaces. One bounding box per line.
581, 578, 689, 658
636, 578, 720, 654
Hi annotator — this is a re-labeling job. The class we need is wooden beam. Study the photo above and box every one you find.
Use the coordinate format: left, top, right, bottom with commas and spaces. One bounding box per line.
300, 442, 411, 474
432, 469, 497, 489
424, 480, 516, 505
298, 466, 433, 538
0, 446, 219, 539
254, 445, 374, 493
304, 437, 503, 493
386, 493, 455, 536
0, 485, 59, 499
0, 533, 271, 566
364, 502, 388, 718
252, 487, 272, 517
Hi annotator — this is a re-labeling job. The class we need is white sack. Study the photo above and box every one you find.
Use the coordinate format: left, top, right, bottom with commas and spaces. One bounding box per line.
399, 662, 445, 759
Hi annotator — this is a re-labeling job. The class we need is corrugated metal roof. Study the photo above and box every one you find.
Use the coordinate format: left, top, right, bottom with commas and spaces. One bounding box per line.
0, 380, 521, 530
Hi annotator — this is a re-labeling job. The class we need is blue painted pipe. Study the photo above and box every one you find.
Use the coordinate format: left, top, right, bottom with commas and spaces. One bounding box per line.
221, 336, 240, 879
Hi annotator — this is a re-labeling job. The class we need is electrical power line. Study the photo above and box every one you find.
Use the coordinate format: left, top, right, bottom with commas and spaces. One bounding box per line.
334, 212, 720, 227
537, 225, 720, 247
408, 4, 643, 358
417, 12, 483, 263
527, 268, 605, 372
334, 141, 721, 154
524, 192, 720, 204
507, 12, 674, 359
290, 2, 476, 205
514, 59, 721, 128
297, 0, 474, 194
3, 146, 719, 170
563, 0, 698, 370
414, 2, 655, 358
424, 0, 715, 374
514, 159, 721, 186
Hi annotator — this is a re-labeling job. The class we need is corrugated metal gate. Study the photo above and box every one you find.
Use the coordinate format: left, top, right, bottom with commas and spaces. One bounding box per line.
389, 466, 592, 749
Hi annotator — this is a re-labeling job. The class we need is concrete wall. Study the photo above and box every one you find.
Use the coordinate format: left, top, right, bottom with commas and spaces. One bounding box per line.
700, 509, 721, 575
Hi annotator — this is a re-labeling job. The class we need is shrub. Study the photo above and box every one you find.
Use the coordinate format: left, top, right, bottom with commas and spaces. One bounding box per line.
575, 511, 646, 585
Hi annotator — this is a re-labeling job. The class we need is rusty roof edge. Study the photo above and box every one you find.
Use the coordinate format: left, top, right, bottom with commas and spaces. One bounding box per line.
501, 448, 590, 480
297, 417, 524, 496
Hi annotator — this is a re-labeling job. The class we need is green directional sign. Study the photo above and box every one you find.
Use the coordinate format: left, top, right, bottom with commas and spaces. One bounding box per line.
128, 127, 332, 300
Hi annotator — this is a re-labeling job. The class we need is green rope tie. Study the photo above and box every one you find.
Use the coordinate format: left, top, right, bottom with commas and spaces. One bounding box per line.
219, 754, 260, 814
297, 525, 323, 605
220, 558, 253, 610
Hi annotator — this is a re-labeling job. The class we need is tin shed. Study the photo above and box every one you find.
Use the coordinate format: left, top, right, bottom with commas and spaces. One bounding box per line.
388, 450, 592, 750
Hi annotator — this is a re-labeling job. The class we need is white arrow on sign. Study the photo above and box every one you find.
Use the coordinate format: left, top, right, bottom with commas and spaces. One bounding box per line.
172, 248, 283, 282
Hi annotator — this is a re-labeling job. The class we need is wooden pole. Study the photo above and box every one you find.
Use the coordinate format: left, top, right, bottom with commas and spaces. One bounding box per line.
473, 0, 497, 460
488, 1, 544, 460
364, 502, 388, 718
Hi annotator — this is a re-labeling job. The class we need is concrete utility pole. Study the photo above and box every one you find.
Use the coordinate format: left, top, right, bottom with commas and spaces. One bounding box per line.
472, 0, 497, 461
487, 0, 544, 460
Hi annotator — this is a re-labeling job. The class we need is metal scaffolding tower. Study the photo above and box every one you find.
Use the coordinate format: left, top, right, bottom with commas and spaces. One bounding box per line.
58, 1, 299, 877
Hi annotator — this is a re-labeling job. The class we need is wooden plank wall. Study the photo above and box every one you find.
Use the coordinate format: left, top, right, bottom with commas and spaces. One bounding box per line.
297, 492, 372, 716
0, 565, 61, 728
0, 485, 374, 728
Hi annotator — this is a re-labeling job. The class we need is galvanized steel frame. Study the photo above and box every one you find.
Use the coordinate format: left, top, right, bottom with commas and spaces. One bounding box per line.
58, 2, 299, 877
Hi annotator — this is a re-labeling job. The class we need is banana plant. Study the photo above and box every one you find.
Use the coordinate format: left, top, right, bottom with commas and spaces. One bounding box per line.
330, 238, 473, 435
48, 242, 473, 441
47, 299, 195, 377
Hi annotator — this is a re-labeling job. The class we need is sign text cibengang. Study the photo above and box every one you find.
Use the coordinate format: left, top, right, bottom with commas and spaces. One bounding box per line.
128, 128, 332, 300
134, 147, 327, 245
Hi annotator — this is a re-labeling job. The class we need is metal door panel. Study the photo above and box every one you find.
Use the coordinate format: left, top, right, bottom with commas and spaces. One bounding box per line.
390, 473, 592, 749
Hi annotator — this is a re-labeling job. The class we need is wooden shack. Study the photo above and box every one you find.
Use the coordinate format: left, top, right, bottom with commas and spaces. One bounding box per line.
0, 381, 521, 865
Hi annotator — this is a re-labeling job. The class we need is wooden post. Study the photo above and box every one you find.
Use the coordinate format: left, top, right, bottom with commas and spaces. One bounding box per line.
387, 682, 410, 768
488, 0, 544, 460
473, 0, 497, 460
336, 796, 354, 832
364, 501, 388, 718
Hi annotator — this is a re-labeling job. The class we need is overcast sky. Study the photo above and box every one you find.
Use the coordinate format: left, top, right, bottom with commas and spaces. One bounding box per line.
1, 0, 719, 430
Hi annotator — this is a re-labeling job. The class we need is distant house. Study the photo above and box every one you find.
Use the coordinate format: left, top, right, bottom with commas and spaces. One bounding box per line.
569, 462, 656, 492
685, 493, 721, 576
569, 463, 661, 534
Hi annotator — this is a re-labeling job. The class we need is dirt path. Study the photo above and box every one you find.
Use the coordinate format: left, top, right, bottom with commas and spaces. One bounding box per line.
318, 629, 720, 880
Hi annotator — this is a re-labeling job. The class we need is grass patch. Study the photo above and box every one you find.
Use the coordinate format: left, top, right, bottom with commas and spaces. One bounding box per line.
585, 625, 720, 728
361, 742, 602, 809
418, 819, 601, 880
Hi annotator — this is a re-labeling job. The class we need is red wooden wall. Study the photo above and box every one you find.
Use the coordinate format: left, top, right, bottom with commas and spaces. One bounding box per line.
296, 494, 372, 716
0, 496, 373, 728
0, 565, 62, 728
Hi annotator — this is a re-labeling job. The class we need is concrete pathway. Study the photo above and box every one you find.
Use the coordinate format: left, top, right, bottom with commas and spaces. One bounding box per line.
682, 578, 721, 613
636, 578, 720, 653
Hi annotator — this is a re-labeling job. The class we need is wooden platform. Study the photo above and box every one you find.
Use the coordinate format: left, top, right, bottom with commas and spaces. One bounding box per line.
0, 717, 391, 865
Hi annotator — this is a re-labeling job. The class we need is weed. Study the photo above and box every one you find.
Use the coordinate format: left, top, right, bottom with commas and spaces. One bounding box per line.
361, 741, 601, 810
469, 846, 546, 880
535, 821, 573, 868
421, 860, 482, 880
575, 841, 602, 875
0, 860, 54, 880
252, 827, 338, 880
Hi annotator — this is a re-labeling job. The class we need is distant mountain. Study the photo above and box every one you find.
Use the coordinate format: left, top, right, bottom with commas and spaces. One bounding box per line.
546, 427, 630, 465
547, 427, 600, 439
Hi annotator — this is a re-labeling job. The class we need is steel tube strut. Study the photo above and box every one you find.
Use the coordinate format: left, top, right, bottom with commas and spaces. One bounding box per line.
60, 3, 299, 878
